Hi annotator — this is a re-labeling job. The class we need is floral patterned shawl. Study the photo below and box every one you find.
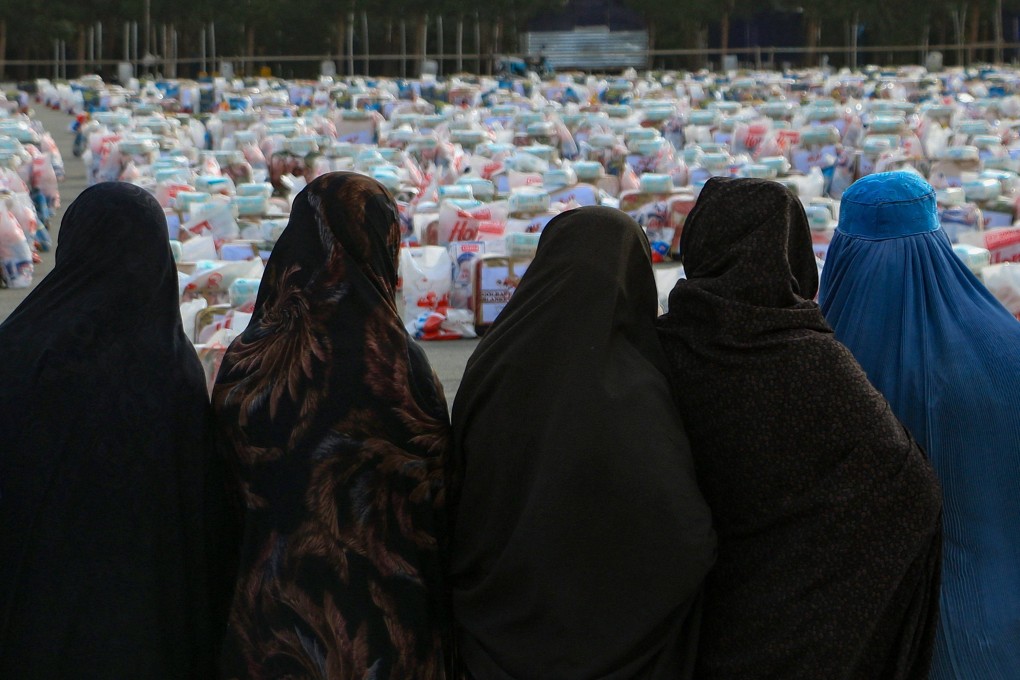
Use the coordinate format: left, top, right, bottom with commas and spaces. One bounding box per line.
213, 172, 451, 679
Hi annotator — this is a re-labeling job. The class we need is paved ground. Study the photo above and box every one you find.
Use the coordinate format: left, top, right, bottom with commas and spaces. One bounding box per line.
0, 105, 479, 403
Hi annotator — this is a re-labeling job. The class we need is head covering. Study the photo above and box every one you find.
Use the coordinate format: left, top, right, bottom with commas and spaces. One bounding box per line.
837, 170, 941, 238
212, 172, 451, 679
657, 177, 943, 679
0, 182, 236, 677
449, 206, 716, 680
819, 171, 1020, 679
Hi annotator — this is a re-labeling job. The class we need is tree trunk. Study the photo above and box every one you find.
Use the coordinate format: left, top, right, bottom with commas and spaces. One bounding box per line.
457, 15, 463, 73
920, 22, 930, 66
994, 0, 1004, 63
414, 12, 427, 77
0, 19, 7, 80
385, 20, 394, 76
362, 12, 370, 76
851, 12, 860, 70
478, 18, 492, 75
647, 21, 656, 69
106, 21, 116, 75
806, 17, 819, 67
489, 17, 503, 74
697, 25, 709, 70
720, 12, 730, 64
19, 41, 29, 80
952, 5, 966, 66
347, 12, 355, 77
77, 25, 86, 78
470, 18, 494, 74
246, 25, 255, 76
967, 1, 980, 63
336, 16, 346, 61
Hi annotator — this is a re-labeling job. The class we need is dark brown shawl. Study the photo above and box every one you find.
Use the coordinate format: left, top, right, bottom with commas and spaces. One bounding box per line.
449, 206, 717, 679
212, 172, 451, 679
656, 177, 943, 679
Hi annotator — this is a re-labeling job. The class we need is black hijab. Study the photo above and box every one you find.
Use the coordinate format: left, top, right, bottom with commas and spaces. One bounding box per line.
449, 206, 716, 679
212, 172, 451, 679
0, 182, 237, 678
656, 177, 943, 679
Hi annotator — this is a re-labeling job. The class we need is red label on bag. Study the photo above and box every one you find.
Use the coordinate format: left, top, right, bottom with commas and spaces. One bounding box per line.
477, 221, 505, 236
984, 227, 1020, 263
188, 219, 211, 235
776, 130, 800, 152
448, 220, 477, 242
481, 162, 504, 180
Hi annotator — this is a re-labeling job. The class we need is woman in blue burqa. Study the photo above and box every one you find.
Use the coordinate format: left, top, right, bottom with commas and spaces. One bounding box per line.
819, 171, 1020, 679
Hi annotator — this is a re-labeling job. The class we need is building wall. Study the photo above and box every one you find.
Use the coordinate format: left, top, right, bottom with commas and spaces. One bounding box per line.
522, 27, 648, 70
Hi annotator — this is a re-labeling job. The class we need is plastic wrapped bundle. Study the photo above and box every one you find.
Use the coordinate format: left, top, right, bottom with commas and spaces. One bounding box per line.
953, 243, 991, 274
0, 207, 33, 287
30, 154, 59, 204
4, 192, 37, 243
981, 263, 1020, 319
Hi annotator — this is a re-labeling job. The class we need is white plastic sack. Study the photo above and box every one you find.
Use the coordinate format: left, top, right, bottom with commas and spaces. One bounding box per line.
181, 259, 264, 304
183, 202, 240, 250
509, 169, 546, 188
785, 167, 826, 200
0, 208, 32, 288
924, 124, 952, 160
982, 263, 1020, 317
400, 246, 452, 320
7, 193, 37, 240
434, 200, 510, 245
0, 167, 28, 193
407, 307, 477, 340
180, 235, 218, 261
179, 298, 209, 341
654, 264, 685, 313
96, 145, 123, 184
549, 183, 598, 207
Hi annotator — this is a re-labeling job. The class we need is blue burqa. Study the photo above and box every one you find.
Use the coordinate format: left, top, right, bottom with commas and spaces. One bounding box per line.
819, 171, 1020, 679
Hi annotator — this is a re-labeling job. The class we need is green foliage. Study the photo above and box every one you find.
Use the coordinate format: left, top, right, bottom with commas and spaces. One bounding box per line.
5, 0, 1019, 76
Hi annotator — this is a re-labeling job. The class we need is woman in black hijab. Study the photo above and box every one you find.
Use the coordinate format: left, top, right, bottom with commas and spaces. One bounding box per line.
448, 206, 716, 679
212, 172, 450, 679
656, 177, 943, 679
0, 182, 237, 678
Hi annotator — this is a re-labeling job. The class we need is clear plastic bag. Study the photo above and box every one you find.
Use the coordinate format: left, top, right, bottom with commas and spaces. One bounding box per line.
982, 263, 1020, 318
0, 208, 33, 288
400, 246, 452, 319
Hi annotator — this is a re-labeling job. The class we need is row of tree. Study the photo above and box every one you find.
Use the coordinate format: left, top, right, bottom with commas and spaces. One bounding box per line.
1, 0, 1018, 80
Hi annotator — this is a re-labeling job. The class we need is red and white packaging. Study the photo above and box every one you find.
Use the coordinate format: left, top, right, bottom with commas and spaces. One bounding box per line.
434, 200, 510, 246
981, 227, 1020, 263
982, 263, 1020, 319
399, 245, 452, 313
448, 241, 487, 311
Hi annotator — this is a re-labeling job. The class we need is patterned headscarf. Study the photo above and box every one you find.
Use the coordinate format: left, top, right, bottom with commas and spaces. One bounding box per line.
213, 172, 450, 679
